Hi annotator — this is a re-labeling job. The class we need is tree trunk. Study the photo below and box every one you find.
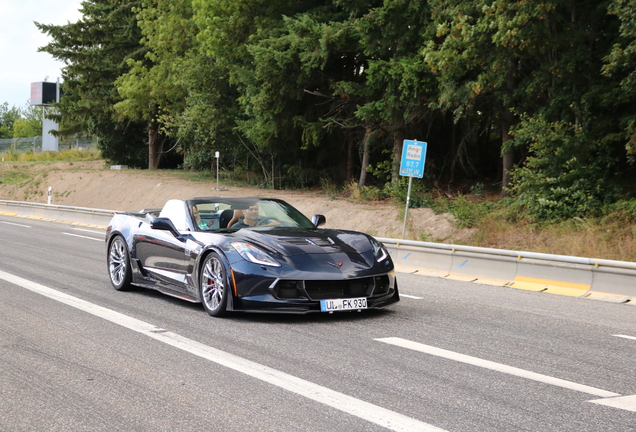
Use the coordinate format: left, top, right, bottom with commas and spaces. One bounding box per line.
391, 128, 406, 183
148, 120, 159, 170
346, 131, 355, 181
500, 107, 514, 197
358, 127, 372, 188
500, 64, 517, 197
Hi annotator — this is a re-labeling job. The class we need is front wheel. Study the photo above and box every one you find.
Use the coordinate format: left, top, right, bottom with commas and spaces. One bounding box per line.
200, 253, 230, 317
108, 236, 132, 291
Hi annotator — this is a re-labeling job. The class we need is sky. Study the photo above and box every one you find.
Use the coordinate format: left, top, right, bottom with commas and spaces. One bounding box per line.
0, 0, 83, 109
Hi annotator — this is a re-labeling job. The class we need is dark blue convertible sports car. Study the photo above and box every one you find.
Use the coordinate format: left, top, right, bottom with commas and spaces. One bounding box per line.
105, 197, 399, 317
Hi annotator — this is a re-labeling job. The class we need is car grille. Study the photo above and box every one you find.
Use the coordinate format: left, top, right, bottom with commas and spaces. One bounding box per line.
272, 275, 391, 300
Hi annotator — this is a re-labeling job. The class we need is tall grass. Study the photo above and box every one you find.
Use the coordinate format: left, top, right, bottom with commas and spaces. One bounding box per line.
321, 179, 636, 262
449, 198, 636, 262
0, 148, 101, 163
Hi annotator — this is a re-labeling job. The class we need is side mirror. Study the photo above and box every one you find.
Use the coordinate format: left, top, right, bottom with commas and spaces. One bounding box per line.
151, 217, 180, 237
311, 214, 326, 228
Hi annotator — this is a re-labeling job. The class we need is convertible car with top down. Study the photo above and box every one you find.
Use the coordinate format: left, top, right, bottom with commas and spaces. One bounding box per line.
105, 197, 399, 316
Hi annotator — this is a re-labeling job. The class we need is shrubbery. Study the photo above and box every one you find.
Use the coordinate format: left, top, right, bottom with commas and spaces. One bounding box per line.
508, 117, 618, 221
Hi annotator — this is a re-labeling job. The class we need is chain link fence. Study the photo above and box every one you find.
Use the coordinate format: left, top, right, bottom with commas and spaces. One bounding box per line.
0, 136, 97, 153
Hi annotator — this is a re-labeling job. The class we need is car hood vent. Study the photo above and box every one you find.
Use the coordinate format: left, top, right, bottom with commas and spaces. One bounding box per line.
285, 236, 335, 247
238, 228, 372, 257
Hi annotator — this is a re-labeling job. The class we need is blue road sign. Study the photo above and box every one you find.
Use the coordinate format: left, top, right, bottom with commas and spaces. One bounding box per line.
399, 140, 427, 178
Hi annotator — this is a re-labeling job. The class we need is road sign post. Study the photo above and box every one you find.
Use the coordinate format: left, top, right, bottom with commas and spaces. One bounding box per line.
399, 140, 427, 238
215, 151, 220, 189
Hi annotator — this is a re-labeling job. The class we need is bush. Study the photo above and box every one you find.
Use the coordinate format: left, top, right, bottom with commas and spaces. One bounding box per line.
384, 177, 431, 208
603, 199, 636, 223
509, 116, 617, 221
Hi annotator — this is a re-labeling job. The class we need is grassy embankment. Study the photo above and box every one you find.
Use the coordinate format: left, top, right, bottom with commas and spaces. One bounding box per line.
1, 149, 635, 262
326, 180, 636, 263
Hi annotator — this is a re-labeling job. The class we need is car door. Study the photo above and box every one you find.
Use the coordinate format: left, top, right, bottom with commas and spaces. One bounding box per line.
134, 200, 192, 294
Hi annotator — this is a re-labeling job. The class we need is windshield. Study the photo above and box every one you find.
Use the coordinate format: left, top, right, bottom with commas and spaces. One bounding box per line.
189, 198, 315, 231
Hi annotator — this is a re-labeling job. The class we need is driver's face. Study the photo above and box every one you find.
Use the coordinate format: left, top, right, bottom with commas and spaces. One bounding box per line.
244, 205, 259, 222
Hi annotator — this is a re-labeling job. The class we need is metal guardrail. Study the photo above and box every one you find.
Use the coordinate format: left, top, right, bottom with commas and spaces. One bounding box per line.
377, 237, 636, 304
0, 200, 115, 227
1, 199, 634, 304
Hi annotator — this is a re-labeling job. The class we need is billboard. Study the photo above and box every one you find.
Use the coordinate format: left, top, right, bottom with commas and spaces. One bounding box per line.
30, 82, 58, 105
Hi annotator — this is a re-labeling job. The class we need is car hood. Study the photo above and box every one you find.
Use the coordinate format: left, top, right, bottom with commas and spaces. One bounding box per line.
233, 227, 374, 258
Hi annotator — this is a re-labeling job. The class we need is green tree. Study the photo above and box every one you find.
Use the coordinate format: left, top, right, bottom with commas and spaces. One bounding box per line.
0, 103, 21, 138
240, 8, 369, 186
37, 0, 148, 167
354, 0, 436, 183
604, 0, 636, 158
12, 104, 43, 138
114, 0, 195, 169
509, 116, 617, 221
192, 0, 335, 186
422, 0, 620, 197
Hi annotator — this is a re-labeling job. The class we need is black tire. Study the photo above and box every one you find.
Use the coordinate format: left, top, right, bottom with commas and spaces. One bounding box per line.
108, 235, 133, 291
199, 252, 229, 317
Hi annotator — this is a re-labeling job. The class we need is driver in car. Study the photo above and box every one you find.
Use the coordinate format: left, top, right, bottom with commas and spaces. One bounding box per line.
231, 204, 261, 228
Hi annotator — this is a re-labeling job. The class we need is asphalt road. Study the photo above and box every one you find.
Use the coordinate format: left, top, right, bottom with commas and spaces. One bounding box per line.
1, 215, 635, 432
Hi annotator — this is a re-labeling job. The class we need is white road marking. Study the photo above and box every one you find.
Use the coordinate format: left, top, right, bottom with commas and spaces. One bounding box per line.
375, 337, 619, 398
63, 233, 103, 242
0, 269, 447, 432
71, 228, 105, 235
0, 221, 31, 228
614, 334, 636, 341
590, 395, 636, 411
400, 294, 423, 300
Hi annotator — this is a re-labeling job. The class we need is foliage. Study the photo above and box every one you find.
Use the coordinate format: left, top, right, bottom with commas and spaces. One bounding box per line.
345, 180, 388, 202
603, 0, 636, 159
0, 149, 101, 164
383, 176, 431, 208
0, 103, 21, 138
509, 116, 618, 221
113, 0, 196, 168
36, 0, 148, 168
30, 0, 636, 222
603, 199, 636, 222
423, 1, 621, 193
12, 105, 43, 138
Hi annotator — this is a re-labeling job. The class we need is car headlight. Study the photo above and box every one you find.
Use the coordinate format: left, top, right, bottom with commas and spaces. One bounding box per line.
231, 242, 281, 267
371, 238, 389, 262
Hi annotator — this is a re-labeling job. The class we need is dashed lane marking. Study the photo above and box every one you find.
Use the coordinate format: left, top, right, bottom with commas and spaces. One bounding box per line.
375, 337, 636, 413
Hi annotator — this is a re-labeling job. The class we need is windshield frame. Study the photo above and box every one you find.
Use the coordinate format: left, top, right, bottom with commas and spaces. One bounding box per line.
187, 197, 315, 232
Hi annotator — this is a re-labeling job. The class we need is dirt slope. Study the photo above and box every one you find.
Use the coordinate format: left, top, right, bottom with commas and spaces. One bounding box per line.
0, 160, 471, 241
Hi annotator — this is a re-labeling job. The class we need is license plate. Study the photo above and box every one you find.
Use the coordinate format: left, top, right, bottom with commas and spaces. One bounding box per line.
320, 297, 367, 312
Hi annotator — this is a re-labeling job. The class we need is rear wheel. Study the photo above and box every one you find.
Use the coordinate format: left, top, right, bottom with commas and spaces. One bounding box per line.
108, 236, 132, 291
200, 253, 229, 317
